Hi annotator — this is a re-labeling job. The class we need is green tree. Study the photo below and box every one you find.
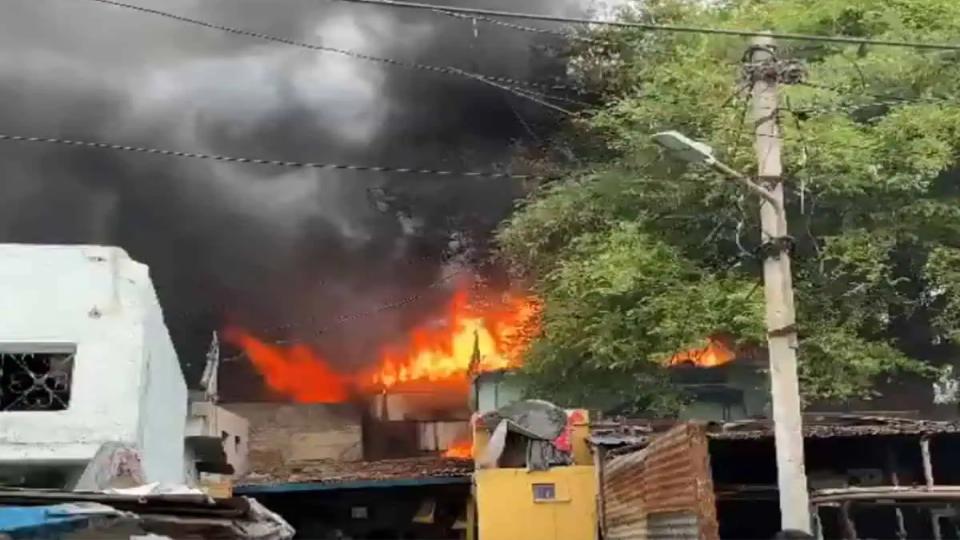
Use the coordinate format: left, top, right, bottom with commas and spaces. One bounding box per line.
499, 0, 960, 413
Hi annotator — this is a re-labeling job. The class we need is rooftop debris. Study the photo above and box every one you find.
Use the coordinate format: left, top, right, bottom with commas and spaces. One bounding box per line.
237, 456, 473, 488
707, 415, 960, 440
0, 487, 293, 539
0, 502, 132, 538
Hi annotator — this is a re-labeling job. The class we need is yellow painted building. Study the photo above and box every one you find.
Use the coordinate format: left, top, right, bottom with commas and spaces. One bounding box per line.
475, 466, 598, 540
471, 409, 597, 540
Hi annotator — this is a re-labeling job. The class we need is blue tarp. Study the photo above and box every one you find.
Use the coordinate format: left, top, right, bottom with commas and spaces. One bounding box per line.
0, 503, 129, 539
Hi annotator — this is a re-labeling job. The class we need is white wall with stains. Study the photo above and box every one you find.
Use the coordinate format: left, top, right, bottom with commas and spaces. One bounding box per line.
0, 244, 187, 483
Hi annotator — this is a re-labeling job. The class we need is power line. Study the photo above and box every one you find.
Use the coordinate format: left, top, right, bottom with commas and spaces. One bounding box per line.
79, 0, 581, 109
327, 0, 960, 51
435, 9, 603, 45
455, 70, 575, 115
0, 133, 533, 179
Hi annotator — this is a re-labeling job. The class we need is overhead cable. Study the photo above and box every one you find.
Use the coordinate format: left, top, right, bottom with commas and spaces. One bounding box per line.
456, 71, 574, 115
0, 133, 532, 179
328, 0, 960, 51
435, 9, 604, 44
79, 0, 581, 106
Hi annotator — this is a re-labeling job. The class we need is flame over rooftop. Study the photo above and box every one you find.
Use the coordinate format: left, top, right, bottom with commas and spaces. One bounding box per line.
225, 286, 541, 404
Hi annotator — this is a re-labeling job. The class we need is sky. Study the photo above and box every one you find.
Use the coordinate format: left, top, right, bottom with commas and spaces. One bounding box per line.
0, 0, 610, 391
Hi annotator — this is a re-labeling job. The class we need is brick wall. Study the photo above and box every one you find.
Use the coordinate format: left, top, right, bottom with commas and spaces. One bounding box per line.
223, 403, 363, 475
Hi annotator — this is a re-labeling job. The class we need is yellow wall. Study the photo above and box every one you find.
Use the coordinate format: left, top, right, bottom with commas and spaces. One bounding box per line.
568, 410, 592, 465
475, 466, 597, 540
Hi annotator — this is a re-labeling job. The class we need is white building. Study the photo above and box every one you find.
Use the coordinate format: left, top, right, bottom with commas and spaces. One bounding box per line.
0, 244, 188, 488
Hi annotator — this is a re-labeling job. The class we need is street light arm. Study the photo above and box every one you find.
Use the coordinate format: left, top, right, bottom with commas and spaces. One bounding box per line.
651, 130, 782, 213
708, 159, 782, 212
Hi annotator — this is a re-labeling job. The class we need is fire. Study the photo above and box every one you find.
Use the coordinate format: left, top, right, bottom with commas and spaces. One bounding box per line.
224, 329, 350, 403
372, 290, 539, 389
225, 287, 541, 403
443, 440, 473, 459
667, 337, 735, 368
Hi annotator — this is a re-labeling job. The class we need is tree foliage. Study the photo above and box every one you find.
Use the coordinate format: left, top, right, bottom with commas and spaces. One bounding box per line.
499, 0, 960, 413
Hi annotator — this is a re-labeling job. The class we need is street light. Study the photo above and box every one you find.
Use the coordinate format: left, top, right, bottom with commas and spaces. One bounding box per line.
652, 131, 780, 210
653, 129, 812, 532
652, 131, 717, 164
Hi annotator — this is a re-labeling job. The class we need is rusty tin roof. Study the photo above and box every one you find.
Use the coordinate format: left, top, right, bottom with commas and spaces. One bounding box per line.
236, 456, 474, 493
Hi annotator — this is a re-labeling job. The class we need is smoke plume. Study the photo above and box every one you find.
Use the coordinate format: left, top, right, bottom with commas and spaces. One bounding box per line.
0, 0, 591, 395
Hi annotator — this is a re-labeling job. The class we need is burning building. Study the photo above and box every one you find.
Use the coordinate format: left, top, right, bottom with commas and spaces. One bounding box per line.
223, 283, 540, 538
224, 285, 538, 456
668, 337, 771, 422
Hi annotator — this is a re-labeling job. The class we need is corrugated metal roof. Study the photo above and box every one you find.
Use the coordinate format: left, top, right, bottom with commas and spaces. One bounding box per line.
708, 417, 960, 440
236, 456, 474, 492
592, 415, 960, 447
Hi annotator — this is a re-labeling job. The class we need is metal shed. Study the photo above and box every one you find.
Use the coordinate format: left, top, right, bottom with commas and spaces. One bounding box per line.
595, 416, 960, 539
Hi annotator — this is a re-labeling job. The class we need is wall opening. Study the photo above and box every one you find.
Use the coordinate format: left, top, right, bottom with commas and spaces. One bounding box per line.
0, 352, 74, 411
532, 483, 556, 501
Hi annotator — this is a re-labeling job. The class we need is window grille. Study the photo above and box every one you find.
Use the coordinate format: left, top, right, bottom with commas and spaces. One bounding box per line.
0, 352, 74, 411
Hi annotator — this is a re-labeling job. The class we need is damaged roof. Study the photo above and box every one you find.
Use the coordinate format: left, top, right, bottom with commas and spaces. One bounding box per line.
590, 414, 960, 448
236, 456, 474, 494
0, 488, 293, 539
708, 415, 960, 440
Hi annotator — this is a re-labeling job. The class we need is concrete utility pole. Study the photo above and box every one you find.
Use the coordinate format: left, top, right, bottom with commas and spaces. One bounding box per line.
749, 34, 811, 532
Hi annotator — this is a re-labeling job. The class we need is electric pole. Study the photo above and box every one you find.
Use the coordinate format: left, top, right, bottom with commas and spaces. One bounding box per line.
749, 34, 812, 532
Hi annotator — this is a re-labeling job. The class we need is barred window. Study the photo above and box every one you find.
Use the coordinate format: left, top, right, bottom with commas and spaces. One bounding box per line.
0, 352, 74, 411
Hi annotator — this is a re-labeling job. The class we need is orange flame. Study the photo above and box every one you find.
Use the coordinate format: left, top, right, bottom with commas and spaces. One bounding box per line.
224, 329, 351, 403
667, 338, 735, 368
372, 290, 539, 389
225, 287, 541, 403
443, 440, 473, 459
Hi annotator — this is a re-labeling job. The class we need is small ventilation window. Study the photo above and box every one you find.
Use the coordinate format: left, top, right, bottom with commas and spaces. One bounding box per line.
532, 483, 556, 501
0, 352, 74, 411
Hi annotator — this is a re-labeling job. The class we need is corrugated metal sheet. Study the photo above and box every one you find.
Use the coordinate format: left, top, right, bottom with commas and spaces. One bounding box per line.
605, 449, 646, 540
601, 423, 718, 540
647, 511, 700, 539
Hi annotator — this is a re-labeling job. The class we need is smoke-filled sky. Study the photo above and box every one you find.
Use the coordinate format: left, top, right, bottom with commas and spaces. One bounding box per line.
0, 0, 601, 392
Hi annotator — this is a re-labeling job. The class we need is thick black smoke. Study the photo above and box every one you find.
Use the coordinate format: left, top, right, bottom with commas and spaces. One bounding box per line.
0, 0, 595, 395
